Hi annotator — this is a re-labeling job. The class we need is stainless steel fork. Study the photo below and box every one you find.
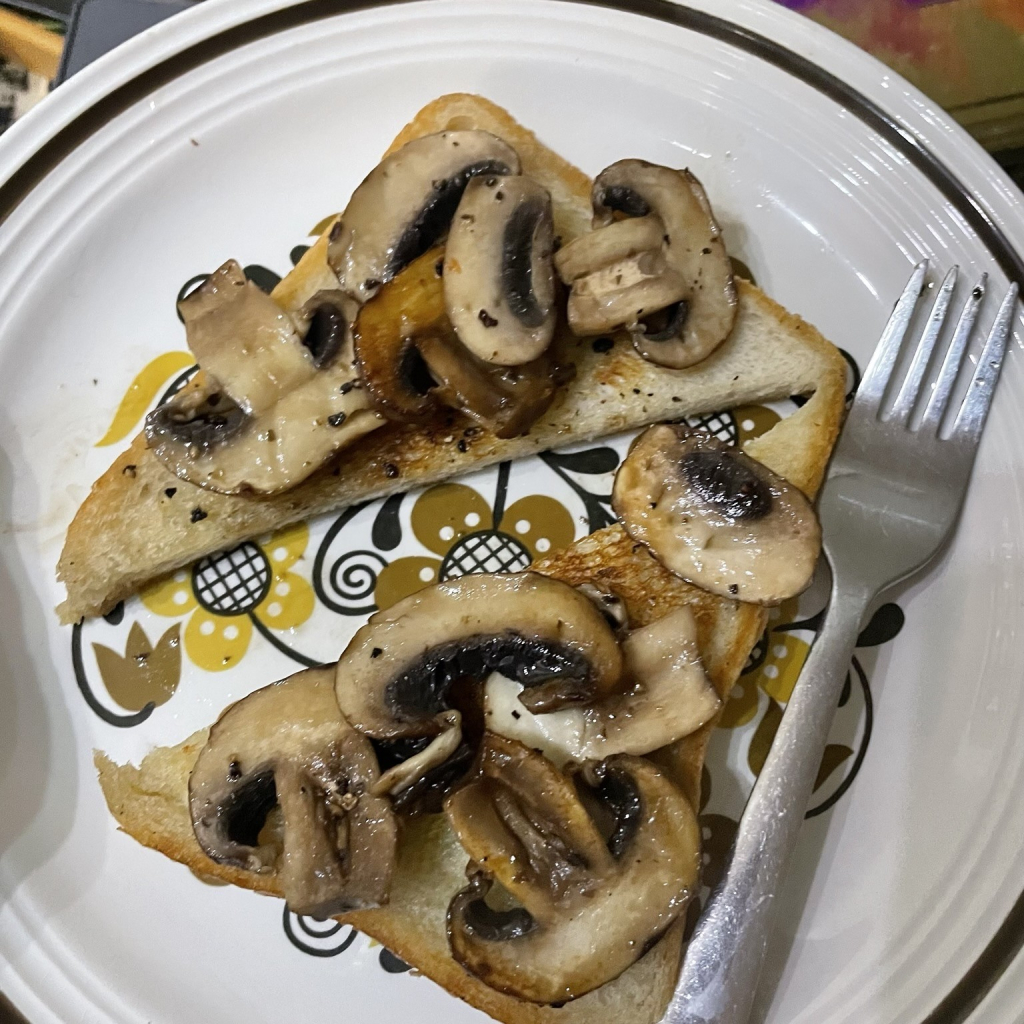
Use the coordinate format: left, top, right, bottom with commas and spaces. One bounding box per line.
662, 261, 1020, 1024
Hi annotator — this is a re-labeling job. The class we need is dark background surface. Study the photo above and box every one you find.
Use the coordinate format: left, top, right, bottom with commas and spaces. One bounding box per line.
20, 0, 1024, 186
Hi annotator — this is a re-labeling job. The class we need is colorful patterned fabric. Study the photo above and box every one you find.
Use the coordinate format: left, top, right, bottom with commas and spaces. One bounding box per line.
781, 0, 1024, 152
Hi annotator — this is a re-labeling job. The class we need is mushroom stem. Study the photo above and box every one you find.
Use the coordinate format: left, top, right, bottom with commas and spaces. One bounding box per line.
372, 711, 463, 797
445, 739, 701, 1004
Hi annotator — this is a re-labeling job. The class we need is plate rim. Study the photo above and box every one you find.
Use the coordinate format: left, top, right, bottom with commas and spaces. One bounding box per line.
0, 1, 1022, 1023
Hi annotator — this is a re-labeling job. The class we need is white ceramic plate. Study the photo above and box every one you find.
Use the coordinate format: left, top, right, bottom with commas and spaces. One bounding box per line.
1, 1, 1023, 1023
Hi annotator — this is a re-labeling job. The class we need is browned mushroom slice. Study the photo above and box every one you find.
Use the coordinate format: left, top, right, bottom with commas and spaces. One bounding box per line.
328, 130, 521, 303
188, 667, 397, 918
484, 604, 720, 763
147, 289, 382, 495
352, 247, 447, 421
415, 330, 565, 439
445, 736, 700, 1004
334, 572, 623, 740
444, 174, 557, 366
613, 425, 821, 604
370, 710, 464, 798
353, 248, 569, 438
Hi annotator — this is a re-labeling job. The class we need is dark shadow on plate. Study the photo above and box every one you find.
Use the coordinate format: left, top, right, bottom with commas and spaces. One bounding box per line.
0, 436, 81, 908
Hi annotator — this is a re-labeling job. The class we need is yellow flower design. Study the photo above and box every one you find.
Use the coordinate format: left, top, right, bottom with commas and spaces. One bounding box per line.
719, 597, 810, 729
375, 483, 575, 610
141, 523, 315, 672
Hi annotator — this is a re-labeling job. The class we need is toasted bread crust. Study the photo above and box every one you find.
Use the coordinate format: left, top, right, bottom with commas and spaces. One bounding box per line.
57, 95, 845, 624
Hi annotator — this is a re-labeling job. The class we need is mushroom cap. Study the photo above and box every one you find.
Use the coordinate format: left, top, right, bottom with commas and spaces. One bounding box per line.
445, 737, 700, 1004
593, 161, 738, 368
613, 424, 821, 604
328, 130, 521, 303
444, 175, 557, 366
148, 280, 382, 495
484, 604, 720, 763
188, 667, 396, 917
334, 572, 624, 740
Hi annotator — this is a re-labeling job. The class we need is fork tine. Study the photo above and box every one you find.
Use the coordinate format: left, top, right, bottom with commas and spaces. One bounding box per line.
953, 283, 1018, 440
920, 274, 987, 433
856, 260, 928, 418
888, 266, 957, 424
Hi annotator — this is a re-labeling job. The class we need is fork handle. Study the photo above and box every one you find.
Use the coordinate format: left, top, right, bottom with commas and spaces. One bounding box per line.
662, 578, 871, 1024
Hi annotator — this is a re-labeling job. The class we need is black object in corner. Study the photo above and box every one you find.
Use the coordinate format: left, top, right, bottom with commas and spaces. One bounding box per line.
55, 0, 195, 84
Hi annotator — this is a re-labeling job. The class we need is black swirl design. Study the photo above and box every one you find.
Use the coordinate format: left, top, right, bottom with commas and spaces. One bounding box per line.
325, 551, 388, 614
313, 503, 392, 616
282, 908, 358, 957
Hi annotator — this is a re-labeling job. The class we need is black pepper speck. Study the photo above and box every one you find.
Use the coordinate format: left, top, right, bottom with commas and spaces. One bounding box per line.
164, 487, 176, 498
328, 412, 347, 427
190, 507, 208, 523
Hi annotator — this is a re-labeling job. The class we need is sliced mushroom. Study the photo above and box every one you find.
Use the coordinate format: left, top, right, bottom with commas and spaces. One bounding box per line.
188, 666, 397, 918
147, 288, 383, 494
178, 260, 317, 416
444, 175, 557, 365
445, 736, 700, 1003
484, 605, 720, 765
352, 247, 448, 420
613, 425, 821, 603
415, 330, 565, 438
329, 131, 521, 303
562, 247, 685, 338
557, 160, 737, 369
334, 572, 623, 740
353, 248, 568, 437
